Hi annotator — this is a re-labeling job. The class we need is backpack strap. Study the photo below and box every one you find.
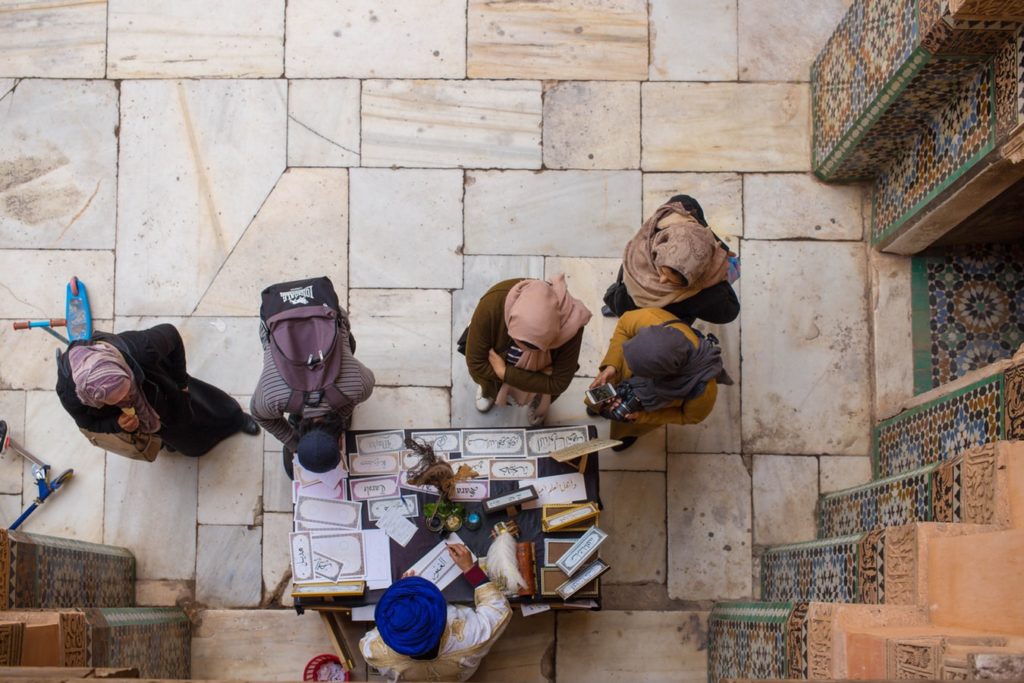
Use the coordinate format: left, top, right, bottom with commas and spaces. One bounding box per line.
322, 385, 351, 412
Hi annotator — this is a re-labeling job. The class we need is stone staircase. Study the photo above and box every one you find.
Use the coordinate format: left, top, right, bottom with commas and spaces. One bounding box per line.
0, 528, 190, 677
708, 358, 1024, 682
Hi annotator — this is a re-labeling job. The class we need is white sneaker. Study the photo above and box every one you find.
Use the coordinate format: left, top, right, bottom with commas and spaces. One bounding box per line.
475, 386, 495, 413
526, 395, 544, 426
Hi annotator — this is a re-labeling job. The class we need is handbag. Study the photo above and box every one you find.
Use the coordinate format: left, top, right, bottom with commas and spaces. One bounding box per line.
602, 266, 635, 317
79, 428, 161, 462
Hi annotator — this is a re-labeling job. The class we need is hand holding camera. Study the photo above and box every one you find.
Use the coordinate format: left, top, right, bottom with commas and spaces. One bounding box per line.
584, 380, 644, 422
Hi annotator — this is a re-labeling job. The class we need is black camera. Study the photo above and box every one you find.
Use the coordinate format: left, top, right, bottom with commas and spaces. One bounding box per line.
608, 383, 644, 422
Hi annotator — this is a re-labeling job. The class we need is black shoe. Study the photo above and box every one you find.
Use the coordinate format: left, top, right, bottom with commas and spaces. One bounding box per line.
611, 436, 637, 452
282, 447, 294, 480
240, 414, 261, 436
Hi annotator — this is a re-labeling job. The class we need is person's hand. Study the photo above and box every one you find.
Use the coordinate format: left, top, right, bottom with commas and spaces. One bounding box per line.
589, 366, 617, 390
447, 543, 474, 573
118, 412, 140, 432
401, 569, 417, 579
487, 349, 507, 381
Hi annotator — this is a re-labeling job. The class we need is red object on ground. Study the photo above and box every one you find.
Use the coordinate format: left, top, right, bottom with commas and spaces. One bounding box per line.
303, 653, 349, 681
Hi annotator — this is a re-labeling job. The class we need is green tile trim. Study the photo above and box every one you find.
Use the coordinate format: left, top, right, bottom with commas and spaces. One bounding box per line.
709, 601, 793, 623
762, 533, 866, 554
911, 255, 934, 394
96, 607, 189, 627
875, 373, 1004, 432
17, 532, 134, 558
819, 461, 939, 503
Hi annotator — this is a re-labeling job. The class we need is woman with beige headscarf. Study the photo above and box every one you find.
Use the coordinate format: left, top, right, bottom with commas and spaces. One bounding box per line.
463, 275, 592, 426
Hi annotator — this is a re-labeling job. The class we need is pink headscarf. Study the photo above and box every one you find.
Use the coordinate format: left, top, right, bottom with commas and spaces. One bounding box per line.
496, 274, 592, 416
68, 342, 161, 434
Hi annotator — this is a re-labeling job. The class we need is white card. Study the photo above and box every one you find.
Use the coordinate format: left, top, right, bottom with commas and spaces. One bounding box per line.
519, 472, 587, 509
310, 531, 366, 580
294, 496, 362, 529
290, 532, 314, 583
526, 426, 589, 456
462, 428, 526, 456
350, 451, 402, 476
376, 507, 418, 547
351, 604, 377, 621
409, 430, 461, 453
489, 458, 537, 480
355, 430, 406, 454
350, 475, 400, 501
363, 529, 393, 590
406, 533, 474, 590
450, 479, 490, 501
520, 603, 552, 617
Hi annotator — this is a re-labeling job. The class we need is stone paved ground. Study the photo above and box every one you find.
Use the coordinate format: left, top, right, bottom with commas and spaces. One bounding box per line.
0, 0, 879, 680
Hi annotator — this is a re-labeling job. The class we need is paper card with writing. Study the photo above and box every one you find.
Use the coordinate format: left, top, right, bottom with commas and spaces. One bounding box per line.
450, 480, 489, 501
367, 496, 419, 522
300, 478, 349, 501
376, 507, 418, 547
310, 531, 366, 579
520, 603, 552, 617
294, 519, 355, 532
526, 426, 589, 456
520, 472, 587, 509
295, 496, 363, 529
398, 470, 438, 495
406, 533, 474, 590
489, 459, 537, 480
349, 475, 401, 501
350, 451, 402, 477
461, 429, 527, 457
452, 456, 490, 479
312, 553, 343, 581
363, 529, 393, 590
557, 527, 608, 576
409, 430, 461, 454
355, 430, 406, 455
290, 532, 315, 583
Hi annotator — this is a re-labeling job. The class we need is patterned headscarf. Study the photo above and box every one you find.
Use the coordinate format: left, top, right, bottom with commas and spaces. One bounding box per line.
67, 342, 161, 433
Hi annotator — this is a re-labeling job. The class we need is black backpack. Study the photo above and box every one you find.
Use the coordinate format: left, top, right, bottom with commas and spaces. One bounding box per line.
259, 277, 354, 415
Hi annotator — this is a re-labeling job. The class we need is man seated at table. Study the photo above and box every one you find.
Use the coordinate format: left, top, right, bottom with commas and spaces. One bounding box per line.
360, 544, 511, 682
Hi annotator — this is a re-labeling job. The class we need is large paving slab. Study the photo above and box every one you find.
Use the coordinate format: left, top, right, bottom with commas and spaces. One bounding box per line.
0, 317, 110, 391
464, 170, 641, 257
649, 0, 737, 81
0, 494, 23, 529
738, 0, 851, 81
349, 168, 463, 289
116, 79, 286, 316
107, 0, 284, 78
557, 611, 708, 683
544, 256, 619, 379
467, 0, 649, 80
740, 240, 871, 455
752, 454, 818, 545
0, 1, 106, 77
820, 455, 872, 494
263, 448, 293, 513
362, 79, 542, 169
195, 524, 262, 608
104, 452, 198, 580
870, 249, 914, 419
667, 453, 751, 600
744, 173, 864, 241
642, 173, 744, 238
473, 611, 555, 682
285, 0, 466, 78
261, 511, 292, 606
194, 168, 348, 316
287, 80, 361, 167
543, 82, 640, 170
642, 83, 810, 172
0, 390, 26, 494
351, 386, 451, 430
0, 250, 114, 319
197, 419, 263, 526
598, 471, 666, 584
0, 80, 118, 249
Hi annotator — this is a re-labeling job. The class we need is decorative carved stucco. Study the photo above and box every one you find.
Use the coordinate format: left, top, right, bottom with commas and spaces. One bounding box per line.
888, 637, 944, 679
962, 443, 999, 524
59, 612, 87, 667
785, 602, 810, 679
807, 603, 835, 680
858, 529, 885, 603
1005, 361, 1024, 439
884, 524, 919, 605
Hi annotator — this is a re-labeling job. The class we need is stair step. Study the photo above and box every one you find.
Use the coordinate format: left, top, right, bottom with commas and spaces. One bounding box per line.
818, 462, 936, 537
1, 529, 135, 609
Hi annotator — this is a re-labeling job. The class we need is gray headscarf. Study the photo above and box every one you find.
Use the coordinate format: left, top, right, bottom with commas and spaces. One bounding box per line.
622, 324, 732, 411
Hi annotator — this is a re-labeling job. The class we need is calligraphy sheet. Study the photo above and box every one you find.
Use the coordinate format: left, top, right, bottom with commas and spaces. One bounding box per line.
519, 472, 587, 509
461, 429, 526, 457
376, 507, 417, 547
355, 430, 406, 455
409, 430, 461, 453
294, 496, 362, 529
406, 533, 474, 590
526, 426, 589, 456
310, 531, 366, 580
363, 529, 392, 590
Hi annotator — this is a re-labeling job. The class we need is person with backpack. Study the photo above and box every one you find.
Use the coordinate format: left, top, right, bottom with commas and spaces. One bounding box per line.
586, 307, 732, 452
56, 323, 261, 457
463, 274, 591, 426
251, 277, 375, 479
602, 194, 740, 325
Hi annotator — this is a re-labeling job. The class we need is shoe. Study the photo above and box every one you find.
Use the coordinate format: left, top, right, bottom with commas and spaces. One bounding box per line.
601, 305, 615, 317
526, 395, 545, 427
475, 386, 495, 413
611, 436, 637, 452
282, 446, 295, 480
240, 414, 261, 436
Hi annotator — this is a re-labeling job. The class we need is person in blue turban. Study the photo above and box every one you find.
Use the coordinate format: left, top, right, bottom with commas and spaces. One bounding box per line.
360, 543, 512, 681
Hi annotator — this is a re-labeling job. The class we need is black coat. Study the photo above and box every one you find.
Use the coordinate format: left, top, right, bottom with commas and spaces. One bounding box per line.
56, 324, 192, 434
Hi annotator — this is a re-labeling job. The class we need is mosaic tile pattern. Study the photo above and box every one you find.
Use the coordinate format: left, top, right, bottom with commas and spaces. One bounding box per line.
911, 243, 1024, 392
817, 463, 937, 537
708, 602, 793, 683
2, 530, 135, 609
760, 535, 862, 603
874, 374, 1004, 477
85, 607, 190, 679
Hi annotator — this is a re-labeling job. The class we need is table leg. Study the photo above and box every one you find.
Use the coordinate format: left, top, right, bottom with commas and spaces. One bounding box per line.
319, 611, 356, 672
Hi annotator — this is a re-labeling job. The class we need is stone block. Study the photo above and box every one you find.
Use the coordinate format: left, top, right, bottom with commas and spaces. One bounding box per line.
744, 173, 864, 240
197, 409, 263, 526
544, 256, 620, 377
598, 471, 666, 584
753, 454, 818, 545
195, 525, 262, 608
870, 250, 914, 420
0, 1, 106, 77
820, 455, 872, 494
738, 0, 850, 81
650, 0, 737, 81
261, 512, 292, 605
472, 611, 554, 682
0, 391, 26, 494
0, 494, 20, 526
263, 448, 293, 514
287, 80, 361, 167
0, 318, 109, 391
351, 387, 451, 430
0, 251, 114, 319
599, 427, 667, 472
543, 82, 640, 170
135, 580, 193, 607
643, 173, 743, 237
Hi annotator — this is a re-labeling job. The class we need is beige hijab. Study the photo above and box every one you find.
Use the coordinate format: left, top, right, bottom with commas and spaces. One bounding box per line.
495, 274, 592, 416
622, 202, 729, 308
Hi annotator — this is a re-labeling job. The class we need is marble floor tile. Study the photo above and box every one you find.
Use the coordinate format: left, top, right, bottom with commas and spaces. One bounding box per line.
0, 493, 24, 528
467, 0, 648, 80
649, 0, 737, 81
543, 82, 640, 170
349, 169, 463, 289
744, 173, 864, 241
285, 0, 466, 78
473, 611, 554, 682
598, 471, 666, 584
351, 386, 451, 430
135, 579, 193, 607
104, 452, 198, 580
752, 454, 818, 545
287, 80, 360, 167
0, 250, 114, 319
820, 455, 872, 494
363, 80, 542, 169
114, 317, 263, 396
870, 249, 914, 420
0, 80, 118, 248
738, 0, 851, 81
464, 171, 641, 257
116, 80, 286, 316
198, 406, 264, 526
544, 256, 621, 376
195, 525, 262, 608
0, 391, 26, 494
194, 168, 348, 316
643, 173, 744, 238
642, 83, 810, 172
599, 426, 667, 472
0, 318, 111, 391
262, 511, 292, 604
557, 611, 708, 683
667, 453, 751, 600
263, 448, 292, 513
741, 240, 870, 455
107, 0, 284, 78
349, 289, 452, 387
192, 609, 335, 680
544, 376, 602, 428
22, 391, 106, 543
0, 1, 106, 77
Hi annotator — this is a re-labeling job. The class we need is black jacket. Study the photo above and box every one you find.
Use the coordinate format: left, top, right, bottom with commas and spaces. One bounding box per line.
56, 324, 192, 434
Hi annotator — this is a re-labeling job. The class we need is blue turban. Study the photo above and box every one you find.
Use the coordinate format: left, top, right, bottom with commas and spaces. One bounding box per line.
375, 576, 447, 657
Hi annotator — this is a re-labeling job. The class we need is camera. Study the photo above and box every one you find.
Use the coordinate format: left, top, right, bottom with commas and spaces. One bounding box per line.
608, 383, 644, 422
